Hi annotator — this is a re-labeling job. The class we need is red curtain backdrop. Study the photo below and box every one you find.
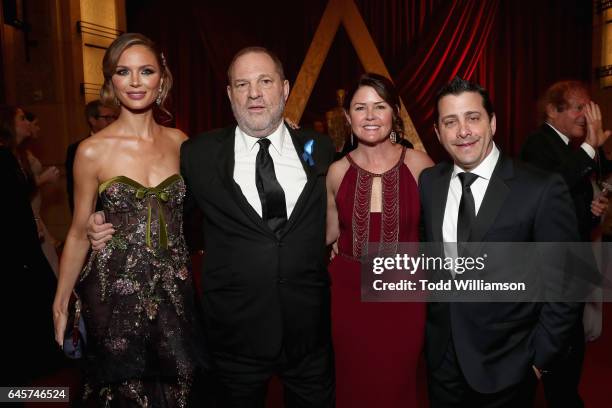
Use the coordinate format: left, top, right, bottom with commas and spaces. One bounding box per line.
126, 0, 592, 162
0, 19, 4, 105
474, 0, 593, 158
395, 0, 499, 160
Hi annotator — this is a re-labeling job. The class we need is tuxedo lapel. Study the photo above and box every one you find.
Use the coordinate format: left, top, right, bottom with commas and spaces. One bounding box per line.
432, 164, 452, 242
215, 126, 238, 194
215, 126, 276, 239
469, 155, 512, 243
288, 128, 315, 181
282, 129, 318, 237
542, 123, 571, 157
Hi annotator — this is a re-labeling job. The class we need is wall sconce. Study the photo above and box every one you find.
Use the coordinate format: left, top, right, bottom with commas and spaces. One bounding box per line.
596, 0, 612, 88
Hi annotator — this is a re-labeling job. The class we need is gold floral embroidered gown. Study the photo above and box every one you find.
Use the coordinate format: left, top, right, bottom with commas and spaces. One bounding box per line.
78, 174, 205, 407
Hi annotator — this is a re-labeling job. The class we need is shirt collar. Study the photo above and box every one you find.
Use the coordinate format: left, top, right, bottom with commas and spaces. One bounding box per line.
237, 122, 287, 155
452, 143, 500, 181
545, 122, 570, 145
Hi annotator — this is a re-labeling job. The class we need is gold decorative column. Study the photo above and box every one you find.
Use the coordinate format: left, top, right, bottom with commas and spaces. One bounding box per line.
0, 0, 126, 239
596, 1, 612, 88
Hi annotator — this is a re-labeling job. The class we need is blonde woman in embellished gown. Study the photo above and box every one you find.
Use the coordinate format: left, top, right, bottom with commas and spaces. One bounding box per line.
326, 73, 433, 407
53, 33, 204, 407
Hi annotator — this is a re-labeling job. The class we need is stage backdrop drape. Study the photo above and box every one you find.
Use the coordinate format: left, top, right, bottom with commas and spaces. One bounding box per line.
0, 18, 4, 105
126, 0, 592, 162
394, 0, 499, 160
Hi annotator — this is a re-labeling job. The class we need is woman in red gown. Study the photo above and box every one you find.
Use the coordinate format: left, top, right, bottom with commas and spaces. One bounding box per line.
326, 73, 433, 407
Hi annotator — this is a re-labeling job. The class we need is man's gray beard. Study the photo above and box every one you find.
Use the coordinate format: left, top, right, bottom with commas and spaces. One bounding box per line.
232, 100, 285, 138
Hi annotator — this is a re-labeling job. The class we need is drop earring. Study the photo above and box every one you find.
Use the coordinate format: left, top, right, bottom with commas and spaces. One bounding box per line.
390, 131, 397, 143
156, 86, 162, 106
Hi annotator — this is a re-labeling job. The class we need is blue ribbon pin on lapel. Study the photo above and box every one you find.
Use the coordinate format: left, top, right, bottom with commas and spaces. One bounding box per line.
302, 139, 315, 166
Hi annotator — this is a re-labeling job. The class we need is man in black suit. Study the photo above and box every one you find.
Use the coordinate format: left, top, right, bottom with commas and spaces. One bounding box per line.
182, 46, 335, 407
65, 100, 117, 213
521, 81, 609, 241
520, 81, 610, 407
89, 47, 335, 407
419, 77, 581, 407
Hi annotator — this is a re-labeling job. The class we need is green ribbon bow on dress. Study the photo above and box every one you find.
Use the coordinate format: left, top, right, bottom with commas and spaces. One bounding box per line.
135, 186, 169, 250
99, 175, 182, 251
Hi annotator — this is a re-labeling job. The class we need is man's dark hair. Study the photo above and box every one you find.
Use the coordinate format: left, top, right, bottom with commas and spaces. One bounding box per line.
85, 99, 103, 121
227, 46, 285, 84
434, 76, 494, 124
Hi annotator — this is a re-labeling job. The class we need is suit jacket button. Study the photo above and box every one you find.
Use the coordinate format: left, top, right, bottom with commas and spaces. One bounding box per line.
277, 242, 283, 247
278, 278, 286, 284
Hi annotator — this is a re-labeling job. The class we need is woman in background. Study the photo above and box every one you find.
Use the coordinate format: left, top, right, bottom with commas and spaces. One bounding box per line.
0, 105, 61, 385
18, 111, 61, 274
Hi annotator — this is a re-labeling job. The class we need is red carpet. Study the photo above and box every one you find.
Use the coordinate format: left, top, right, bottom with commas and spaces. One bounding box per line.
577, 302, 612, 407
266, 304, 612, 407
24, 302, 612, 407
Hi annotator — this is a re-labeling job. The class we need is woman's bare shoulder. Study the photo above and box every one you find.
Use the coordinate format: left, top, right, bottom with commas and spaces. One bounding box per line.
329, 157, 350, 176
327, 157, 350, 191
403, 148, 434, 184
404, 148, 434, 170
162, 126, 188, 144
77, 132, 110, 159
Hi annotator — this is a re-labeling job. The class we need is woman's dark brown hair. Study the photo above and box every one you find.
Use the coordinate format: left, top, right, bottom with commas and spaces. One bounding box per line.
0, 105, 36, 194
344, 73, 405, 139
0, 105, 18, 150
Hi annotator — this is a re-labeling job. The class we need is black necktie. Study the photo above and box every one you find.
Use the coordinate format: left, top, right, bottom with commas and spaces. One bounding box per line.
255, 138, 287, 232
457, 172, 479, 242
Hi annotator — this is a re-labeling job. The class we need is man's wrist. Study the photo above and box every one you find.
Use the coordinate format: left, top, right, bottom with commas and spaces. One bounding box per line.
581, 142, 596, 159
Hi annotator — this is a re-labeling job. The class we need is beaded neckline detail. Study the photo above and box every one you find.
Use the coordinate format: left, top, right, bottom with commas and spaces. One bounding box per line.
347, 148, 405, 258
